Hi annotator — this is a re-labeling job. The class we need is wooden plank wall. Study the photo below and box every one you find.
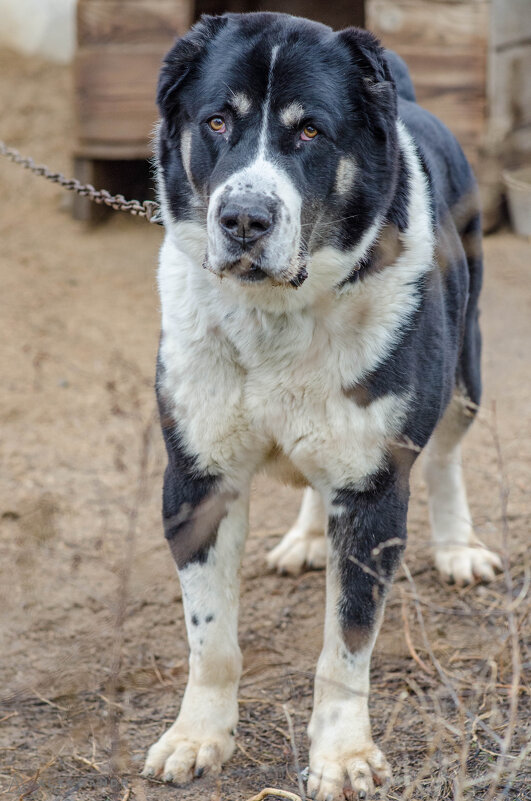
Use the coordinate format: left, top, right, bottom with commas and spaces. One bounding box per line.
75, 0, 191, 158
367, 0, 490, 167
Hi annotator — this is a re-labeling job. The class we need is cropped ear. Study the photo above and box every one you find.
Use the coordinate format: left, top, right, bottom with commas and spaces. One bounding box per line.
157, 14, 228, 135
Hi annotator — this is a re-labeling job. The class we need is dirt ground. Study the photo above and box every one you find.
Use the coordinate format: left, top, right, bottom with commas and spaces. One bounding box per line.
0, 50, 529, 801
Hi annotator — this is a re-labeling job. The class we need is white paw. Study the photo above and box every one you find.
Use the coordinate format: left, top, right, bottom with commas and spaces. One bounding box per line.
142, 725, 235, 784
308, 743, 391, 800
435, 542, 502, 586
267, 527, 327, 575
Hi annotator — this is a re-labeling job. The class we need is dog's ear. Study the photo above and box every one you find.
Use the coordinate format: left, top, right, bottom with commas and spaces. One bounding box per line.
337, 27, 393, 86
337, 27, 397, 139
157, 14, 228, 134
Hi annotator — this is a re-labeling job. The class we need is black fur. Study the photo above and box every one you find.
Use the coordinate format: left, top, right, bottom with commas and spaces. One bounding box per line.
330, 471, 408, 641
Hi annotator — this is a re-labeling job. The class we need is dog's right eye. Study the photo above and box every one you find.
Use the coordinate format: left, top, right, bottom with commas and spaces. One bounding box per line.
208, 116, 226, 134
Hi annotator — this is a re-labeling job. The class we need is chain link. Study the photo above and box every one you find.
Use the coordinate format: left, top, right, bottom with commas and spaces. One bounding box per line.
0, 140, 162, 223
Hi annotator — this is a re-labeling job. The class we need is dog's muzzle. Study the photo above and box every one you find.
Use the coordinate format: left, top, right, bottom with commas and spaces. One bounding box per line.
206, 160, 305, 286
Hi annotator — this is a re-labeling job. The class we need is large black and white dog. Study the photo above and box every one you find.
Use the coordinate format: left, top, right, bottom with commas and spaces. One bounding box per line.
143, 13, 501, 799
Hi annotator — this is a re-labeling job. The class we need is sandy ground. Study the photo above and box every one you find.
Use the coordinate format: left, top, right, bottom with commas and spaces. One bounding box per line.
0, 51, 529, 801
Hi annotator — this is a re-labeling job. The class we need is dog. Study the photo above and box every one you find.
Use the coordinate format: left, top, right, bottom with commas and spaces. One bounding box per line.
142, 12, 502, 799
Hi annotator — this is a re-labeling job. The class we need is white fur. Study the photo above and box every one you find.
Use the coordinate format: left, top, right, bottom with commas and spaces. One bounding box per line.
334, 156, 357, 196
206, 157, 303, 282
258, 45, 280, 157
267, 487, 327, 574
425, 394, 502, 584
307, 554, 391, 799
180, 127, 194, 189
143, 492, 249, 781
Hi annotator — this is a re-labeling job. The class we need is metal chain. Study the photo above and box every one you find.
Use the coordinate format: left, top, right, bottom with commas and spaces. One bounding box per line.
0, 140, 161, 223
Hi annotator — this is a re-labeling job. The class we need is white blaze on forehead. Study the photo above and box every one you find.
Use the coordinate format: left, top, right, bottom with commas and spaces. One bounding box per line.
205, 46, 306, 284
230, 91, 252, 116
258, 44, 280, 158
335, 156, 357, 196
280, 101, 305, 128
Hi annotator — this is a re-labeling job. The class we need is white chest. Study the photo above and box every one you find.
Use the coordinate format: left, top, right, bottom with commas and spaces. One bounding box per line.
158, 241, 410, 494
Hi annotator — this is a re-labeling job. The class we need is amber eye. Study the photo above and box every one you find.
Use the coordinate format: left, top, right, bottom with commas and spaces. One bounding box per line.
208, 116, 226, 133
301, 124, 318, 141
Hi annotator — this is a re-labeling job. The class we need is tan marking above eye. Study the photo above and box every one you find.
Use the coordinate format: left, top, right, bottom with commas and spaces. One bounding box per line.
230, 92, 252, 116
280, 101, 305, 127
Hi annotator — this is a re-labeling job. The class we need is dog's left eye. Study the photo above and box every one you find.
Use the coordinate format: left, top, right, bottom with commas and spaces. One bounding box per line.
208, 116, 226, 133
300, 125, 318, 141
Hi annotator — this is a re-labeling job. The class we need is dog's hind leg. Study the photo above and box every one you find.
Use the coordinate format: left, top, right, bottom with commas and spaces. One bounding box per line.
267, 487, 327, 575
425, 215, 501, 585
424, 392, 502, 585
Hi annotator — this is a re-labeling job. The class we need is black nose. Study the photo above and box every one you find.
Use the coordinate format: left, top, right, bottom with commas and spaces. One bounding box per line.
219, 200, 273, 245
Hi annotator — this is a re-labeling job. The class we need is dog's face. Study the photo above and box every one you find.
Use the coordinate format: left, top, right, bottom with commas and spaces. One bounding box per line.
156, 13, 398, 288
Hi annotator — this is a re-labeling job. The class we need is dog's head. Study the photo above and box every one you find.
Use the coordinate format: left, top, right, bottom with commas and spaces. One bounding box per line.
156, 13, 398, 289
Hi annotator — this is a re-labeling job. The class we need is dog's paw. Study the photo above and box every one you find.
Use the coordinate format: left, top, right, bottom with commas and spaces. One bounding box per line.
307, 743, 391, 800
435, 543, 502, 586
267, 527, 327, 575
142, 726, 235, 784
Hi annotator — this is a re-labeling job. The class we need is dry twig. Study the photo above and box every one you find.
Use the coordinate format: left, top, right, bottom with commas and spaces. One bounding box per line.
282, 704, 306, 800
400, 589, 434, 676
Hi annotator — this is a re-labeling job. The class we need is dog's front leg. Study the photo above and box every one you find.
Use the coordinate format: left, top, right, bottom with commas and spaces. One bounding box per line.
143, 463, 249, 784
308, 476, 408, 800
